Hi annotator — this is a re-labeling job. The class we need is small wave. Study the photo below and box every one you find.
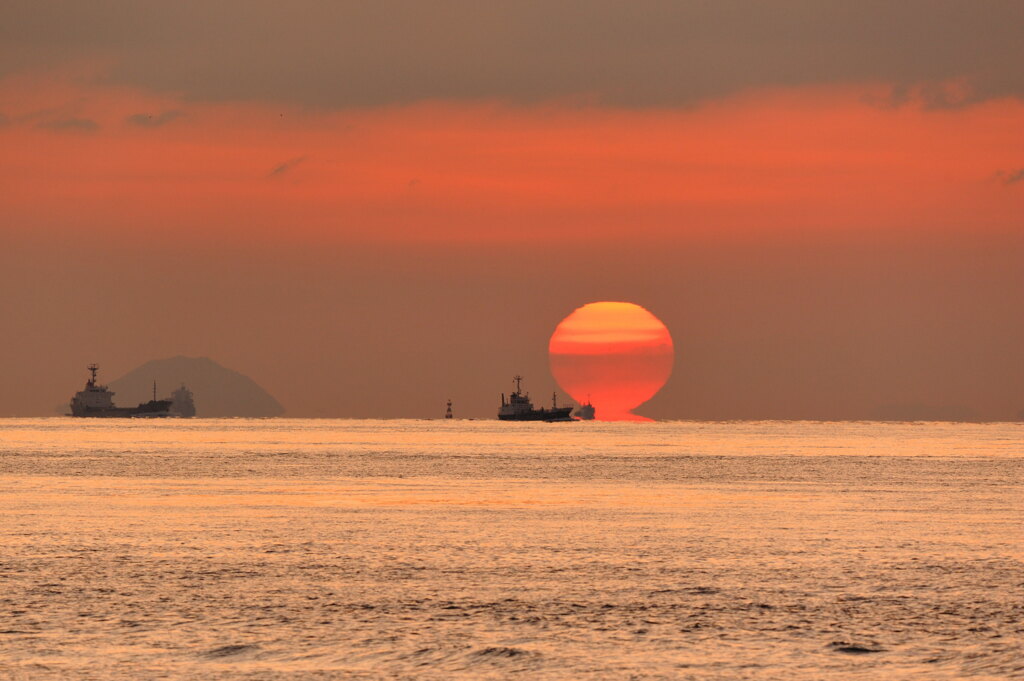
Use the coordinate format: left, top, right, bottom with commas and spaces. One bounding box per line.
204, 644, 260, 659
827, 641, 885, 654
472, 646, 530, 658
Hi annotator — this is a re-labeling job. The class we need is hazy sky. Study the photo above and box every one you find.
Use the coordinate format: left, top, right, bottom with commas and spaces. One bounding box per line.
1, 1, 1022, 418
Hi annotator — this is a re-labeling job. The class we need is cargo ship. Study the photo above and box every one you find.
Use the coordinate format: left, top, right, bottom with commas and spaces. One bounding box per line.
69, 364, 173, 417
498, 375, 574, 421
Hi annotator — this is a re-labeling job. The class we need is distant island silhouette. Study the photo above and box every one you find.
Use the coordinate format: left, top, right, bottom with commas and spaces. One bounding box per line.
109, 356, 284, 417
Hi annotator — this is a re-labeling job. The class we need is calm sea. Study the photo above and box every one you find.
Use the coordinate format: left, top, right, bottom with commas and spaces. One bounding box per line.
1, 418, 1021, 680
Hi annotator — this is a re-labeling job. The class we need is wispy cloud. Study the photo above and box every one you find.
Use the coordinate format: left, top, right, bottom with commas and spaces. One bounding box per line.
126, 110, 184, 128
865, 80, 975, 111
4, 3, 1024, 109
37, 117, 98, 132
269, 156, 306, 178
999, 168, 1024, 185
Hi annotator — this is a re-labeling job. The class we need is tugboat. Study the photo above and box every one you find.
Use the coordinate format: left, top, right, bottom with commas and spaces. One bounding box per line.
498, 375, 574, 421
69, 364, 173, 418
574, 398, 595, 420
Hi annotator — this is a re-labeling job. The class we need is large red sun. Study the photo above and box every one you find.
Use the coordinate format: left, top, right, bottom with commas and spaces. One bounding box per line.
549, 302, 674, 421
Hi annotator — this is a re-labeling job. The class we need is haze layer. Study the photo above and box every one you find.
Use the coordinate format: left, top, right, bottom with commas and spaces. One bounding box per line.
1, 2, 1022, 419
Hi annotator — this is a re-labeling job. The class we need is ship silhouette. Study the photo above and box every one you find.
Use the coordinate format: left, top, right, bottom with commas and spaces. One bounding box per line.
69, 364, 174, 418
498, 375, 574, 421
169, 384, 196, 417
574, 398, 595, 420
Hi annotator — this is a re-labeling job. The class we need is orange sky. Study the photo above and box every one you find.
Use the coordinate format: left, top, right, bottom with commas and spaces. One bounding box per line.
1, 27, 1022, 420
3, 72, 1022, 247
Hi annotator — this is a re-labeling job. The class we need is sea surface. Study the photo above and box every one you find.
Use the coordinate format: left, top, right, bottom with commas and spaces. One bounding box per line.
0, 418, 1021, 680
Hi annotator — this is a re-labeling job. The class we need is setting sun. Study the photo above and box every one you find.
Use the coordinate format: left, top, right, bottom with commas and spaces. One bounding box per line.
549, 302, 674, 420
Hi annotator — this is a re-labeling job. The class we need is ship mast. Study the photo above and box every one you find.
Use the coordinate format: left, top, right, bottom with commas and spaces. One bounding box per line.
87, 363, 99, 387
513, 375, 523, 394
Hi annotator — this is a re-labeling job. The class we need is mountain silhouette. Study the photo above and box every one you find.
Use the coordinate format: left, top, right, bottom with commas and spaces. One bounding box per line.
109, 356, 284, 417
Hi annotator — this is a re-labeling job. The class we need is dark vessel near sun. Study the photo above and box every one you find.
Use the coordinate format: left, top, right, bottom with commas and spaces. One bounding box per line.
70, 364, 173, 417
574, 399, 595, 420
498, 375, 574, 421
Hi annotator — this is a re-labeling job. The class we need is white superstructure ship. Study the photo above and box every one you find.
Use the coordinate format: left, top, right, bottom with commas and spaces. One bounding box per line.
69, 364, 173, 417
498, 375, 574, 421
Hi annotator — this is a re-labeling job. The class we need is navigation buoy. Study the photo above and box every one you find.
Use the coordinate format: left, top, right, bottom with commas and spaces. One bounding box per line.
445, 399, 453, 419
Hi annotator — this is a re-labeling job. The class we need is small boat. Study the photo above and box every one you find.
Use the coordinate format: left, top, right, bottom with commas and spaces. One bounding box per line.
170, 384, 196, 417
574, 399, 595, 420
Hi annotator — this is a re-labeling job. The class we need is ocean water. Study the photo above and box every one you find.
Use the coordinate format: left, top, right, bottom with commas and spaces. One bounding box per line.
0, 418, 1021, 680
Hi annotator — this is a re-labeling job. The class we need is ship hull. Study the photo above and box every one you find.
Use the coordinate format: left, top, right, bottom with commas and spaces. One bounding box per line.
71, 399, 174, 418
574, 405, 595, 420
498, 407, 574, 422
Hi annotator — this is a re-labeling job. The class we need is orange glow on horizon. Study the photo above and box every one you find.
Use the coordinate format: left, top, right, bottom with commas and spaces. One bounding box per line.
549, 302, 674, 420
